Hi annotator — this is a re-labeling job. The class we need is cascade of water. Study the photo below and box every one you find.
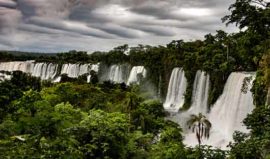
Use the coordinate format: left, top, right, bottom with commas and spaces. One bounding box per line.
0, 72, 11, 81
0, 61, 34, 81
53, 76, 62, 83
189, 70, 210, 115
127, 66, 146, 85
32, 63, 46, 79
86, 64, 100, 83
44, 63, 58, 80
0, 61, 34, 73
91, 64, 99, 73
108, 65, 125, 83
87, 75, 91, 83
163, 68, 187, 112
182, 72, 255, 149
168, 70, 210, 130
60, 63, 100, 78
78, 64, 89, 76
61, 64, 81, 78
0, 61, 100, 82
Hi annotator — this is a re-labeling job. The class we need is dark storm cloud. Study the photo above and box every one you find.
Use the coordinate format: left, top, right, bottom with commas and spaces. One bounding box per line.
0, 1, 21, 34
129, 5, 190, 21
0, 0, 237, 52
27, 17, 116, 39
0, 0, 17, 8
125, 24, 176, 36
90, 23, 146, 38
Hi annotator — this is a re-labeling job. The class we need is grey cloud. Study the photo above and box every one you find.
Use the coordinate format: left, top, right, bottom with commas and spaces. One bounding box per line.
17, 0, 73, 19
0, 6, 22, 34
0, 36, 13, 46
0, 0, 237, 52
18, 23, 69, 35
129, 5, 190, 21
69, 6, 110, 23
0, 0, 17, 9
27, 17, 116, 39
17, 0, 111, 19
124, 24, 176, 36
90, 23, 147, 38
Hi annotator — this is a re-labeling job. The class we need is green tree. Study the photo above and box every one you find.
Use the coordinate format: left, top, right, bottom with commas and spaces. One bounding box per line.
186, 113, 212, 147
68, 110, 129, 159
222, 0, 270, 38
228, 131, 263, 159
132, 100, 165, 134
149, 121, 186, 159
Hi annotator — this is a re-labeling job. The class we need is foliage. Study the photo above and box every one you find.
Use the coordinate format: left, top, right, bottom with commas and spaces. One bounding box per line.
186, 145, 226, 159
132, 100, 165, 134
222, 0, 269, 38
149, 121, 186, 159
228, 131, 263, 159
0, 81, 191, 158
186, 113, 212, 146
0, 71, 41, 121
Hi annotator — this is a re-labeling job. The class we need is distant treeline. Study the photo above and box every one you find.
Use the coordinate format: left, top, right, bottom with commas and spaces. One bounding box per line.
0, 51, 57, 62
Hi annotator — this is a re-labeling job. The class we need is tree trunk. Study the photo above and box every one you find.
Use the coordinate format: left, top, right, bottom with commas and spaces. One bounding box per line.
226, 45, 229, 61
266, 86, 270, 106
198, 123, 201, 147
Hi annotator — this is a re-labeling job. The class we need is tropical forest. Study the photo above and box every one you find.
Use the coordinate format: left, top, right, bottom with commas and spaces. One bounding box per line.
0, 0, 269, 158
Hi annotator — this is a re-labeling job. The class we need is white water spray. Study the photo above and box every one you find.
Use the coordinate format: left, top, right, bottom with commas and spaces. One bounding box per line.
163, 68, 187, 112
107, 65, 125, 83
189, 70, 210, 115
0, 61, 100, 82
127, 66, 146, 85
170, 72, 255, 149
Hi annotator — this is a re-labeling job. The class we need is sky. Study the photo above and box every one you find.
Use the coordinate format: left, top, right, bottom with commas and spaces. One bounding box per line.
0, 0, 238, 53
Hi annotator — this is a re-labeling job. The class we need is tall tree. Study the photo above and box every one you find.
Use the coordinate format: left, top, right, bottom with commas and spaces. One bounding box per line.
222, 0, 270, 38
186, 113, 212, 147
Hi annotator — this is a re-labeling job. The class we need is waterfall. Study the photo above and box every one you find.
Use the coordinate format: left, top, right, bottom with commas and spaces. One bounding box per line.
90, 64, 99, 73
32, 63, 58, 80
0, 61, 34, 73
163, 68, 187, 112
44, 63, 58, 80
166, 71, 254, 149
60, 63, 100, 78
168, 70, 210, 132
182, 72, 255, 149
107, 65, 125, 83
0, 61, 34, 81
87, 64, 100, 83
61, 64, 81, 78
32, 63, 45, 79
0, 72, 11, 81
53, 76, 62, 83
0, 61, 58, 80
189, 70, 210, 115
127, 66, 146, 85
0, 61, 100, 82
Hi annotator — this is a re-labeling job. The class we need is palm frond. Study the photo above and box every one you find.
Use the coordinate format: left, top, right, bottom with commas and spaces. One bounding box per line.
186, 113, 212, 145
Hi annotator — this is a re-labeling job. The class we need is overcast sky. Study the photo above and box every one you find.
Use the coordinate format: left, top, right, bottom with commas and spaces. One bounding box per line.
0, 0, 238, 52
